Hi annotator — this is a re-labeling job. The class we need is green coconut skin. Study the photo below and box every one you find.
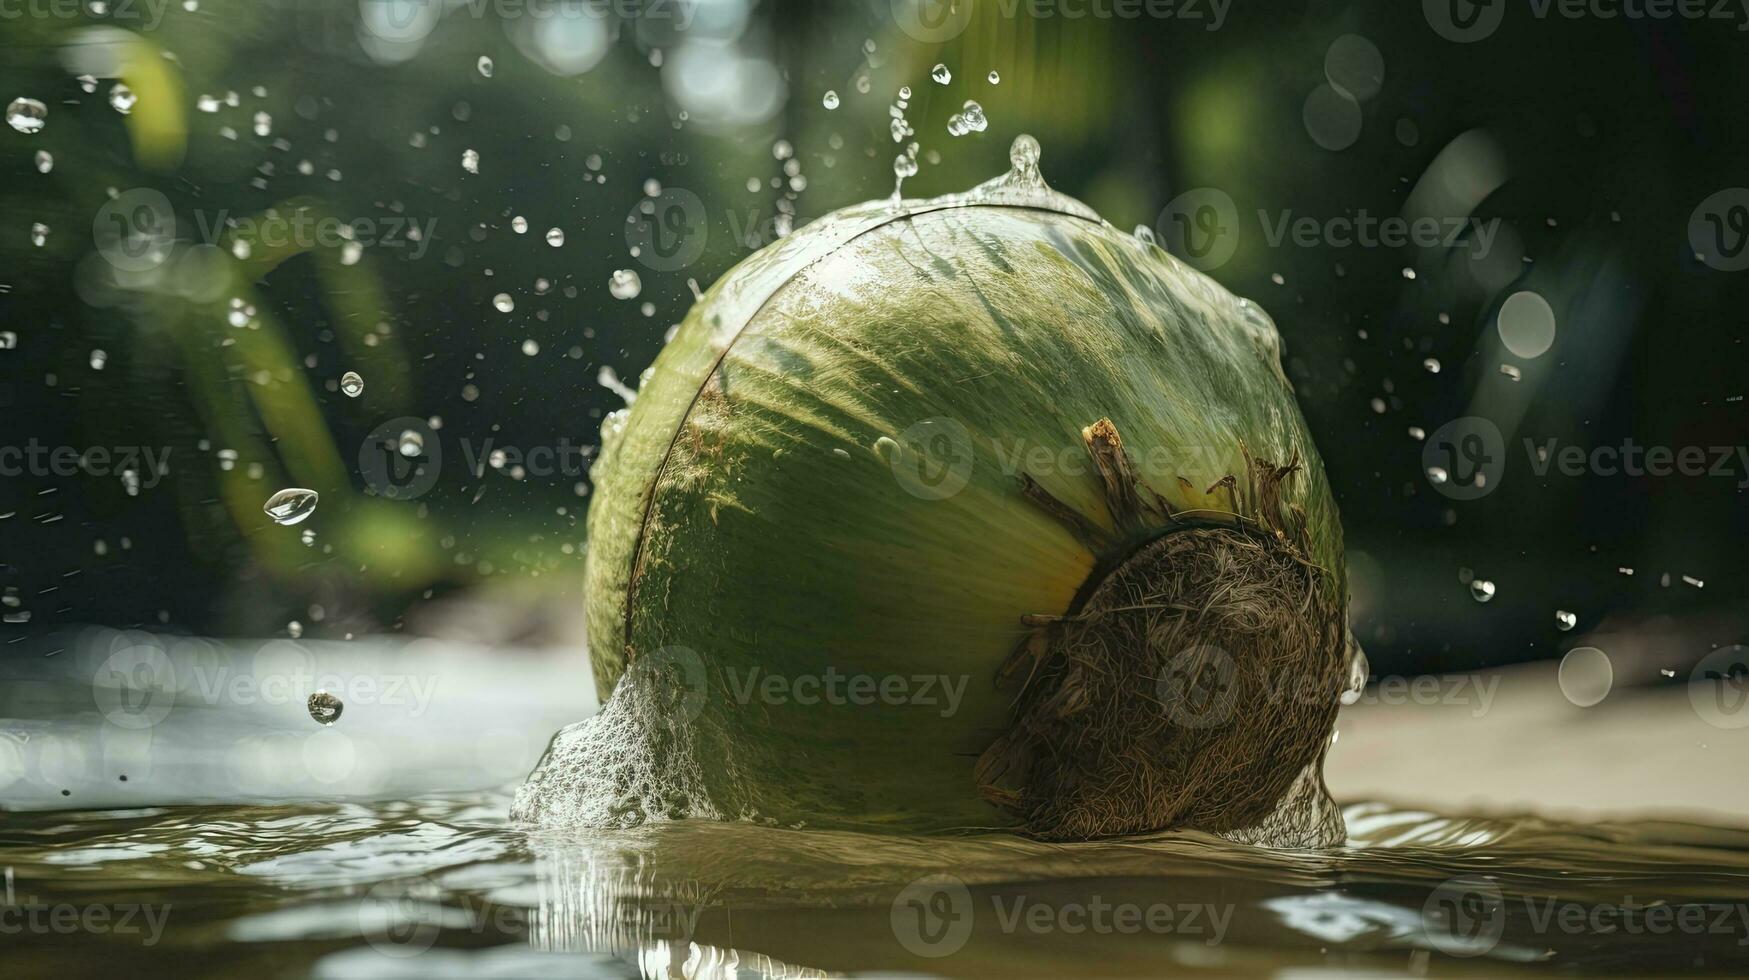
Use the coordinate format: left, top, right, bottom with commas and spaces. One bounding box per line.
574, 194, 1344, 834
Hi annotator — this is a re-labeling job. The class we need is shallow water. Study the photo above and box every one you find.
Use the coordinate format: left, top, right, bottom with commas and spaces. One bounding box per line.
5, 790, 1749, 977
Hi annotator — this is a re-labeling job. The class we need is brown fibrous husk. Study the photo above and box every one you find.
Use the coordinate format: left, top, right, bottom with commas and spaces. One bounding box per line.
977, 422, 1347, 841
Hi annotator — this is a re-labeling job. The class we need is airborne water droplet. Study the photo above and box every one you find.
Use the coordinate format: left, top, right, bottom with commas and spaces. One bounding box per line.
263, 488, 319, 526
477, 55, 494, 78
1470, 579, 1496, 603
947, 100, 986, 136
30, 222, 48, 247
609, 268, 642, 300
822, 90, 839, 110
34, 150, 52, 173
6, 97, 47, 134
1555, 609, 1577, 631
931, 63, 951, 84
397, 430, 424, 457
988, 70, 1000, 84
512, 215, 528, 234
462, 148, 480, 174
108, 83, 136, 115
1426, 466, 1448, 484
493, 292, 514, 313
340, 371, 364, 397
545, 226, 564, 247
307, 689, 344, 725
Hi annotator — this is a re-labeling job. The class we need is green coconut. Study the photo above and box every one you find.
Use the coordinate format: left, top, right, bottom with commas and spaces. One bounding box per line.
514, 137, 1361, 847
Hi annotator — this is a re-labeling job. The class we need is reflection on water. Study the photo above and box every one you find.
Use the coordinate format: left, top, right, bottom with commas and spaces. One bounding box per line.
4, 790, 1749, 977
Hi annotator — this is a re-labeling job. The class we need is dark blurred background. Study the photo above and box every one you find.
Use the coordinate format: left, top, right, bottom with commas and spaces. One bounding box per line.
1, 0, 1744, 677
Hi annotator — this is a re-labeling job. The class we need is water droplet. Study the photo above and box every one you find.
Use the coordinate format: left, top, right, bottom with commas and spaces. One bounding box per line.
1557, 647, 1612, 707
609, 268, 641, 299
1497, 289, 1557, 359
6, 97, 46, 134
108, 83, 136, 115
33, 150, 52, 173
545, 227, 564, 247
89, 349, 106, 370
0, 331, 16, 350
339, 371, 364, 397
987, 70, 1000, 84
307, 689, 344, 725
1498, 363, 1522, 381
76, 74, 97, 94
197, 93, 220, 113
1133, 224, 1157, 245
477, 55, 494, 78
1469, 579, 1496, 603
521, 338, 540, 356
252, 110, 271, 137
1407, 426, 1426, 441
1427, 466, 1449, 484
287, 620, 303, 639
397, 430, 424, 457
30, 222, 48, 248
1555, 609, 1577, 631
931, 63, 951, 84
1339, 635, 1370, 705
492, 292, 514, 313
461, 148, 480, 174
511, 215, 528, 234
263, 488, 319, 526
822, 90, 839, 110
1423, 357, 1441, 373
946, 100, 987, 136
